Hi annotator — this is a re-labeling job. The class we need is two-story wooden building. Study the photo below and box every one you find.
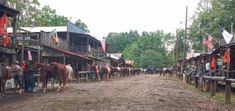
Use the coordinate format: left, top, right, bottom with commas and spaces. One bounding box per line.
8, 21, 107, 72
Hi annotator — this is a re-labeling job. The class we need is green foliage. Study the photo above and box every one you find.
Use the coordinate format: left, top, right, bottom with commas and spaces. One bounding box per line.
75, 19, 90, 32
106, 30, 139, 53
123, 31, 175, 68
176, 29, 185, 60
5, 0, 40, 27
35, 5, 68, 26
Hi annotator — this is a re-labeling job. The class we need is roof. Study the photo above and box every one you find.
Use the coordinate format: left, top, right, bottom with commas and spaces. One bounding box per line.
110, 53, 123, 59
43, 45, 92, 61
7, 21, 88, 34
8, 26, 67, 33
0, 4, 19, 17
67, 21, 86, 34
106, 53, 119, 60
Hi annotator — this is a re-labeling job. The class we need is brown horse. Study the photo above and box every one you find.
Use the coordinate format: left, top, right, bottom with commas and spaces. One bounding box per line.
32, 62, 68, 92
49, 62, 68, 91
120, 67, 130, 77
95, 65, 101, 80
100, 66, 111, 80
32, 62, 52, 92
0, 63, 23, 96
162, 68, 174, 76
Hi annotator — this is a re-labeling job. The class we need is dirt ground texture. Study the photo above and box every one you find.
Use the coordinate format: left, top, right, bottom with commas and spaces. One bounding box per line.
0, 74, 234, 111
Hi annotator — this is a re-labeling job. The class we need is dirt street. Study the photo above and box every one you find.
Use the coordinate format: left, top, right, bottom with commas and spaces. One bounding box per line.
0, 74, 233, 111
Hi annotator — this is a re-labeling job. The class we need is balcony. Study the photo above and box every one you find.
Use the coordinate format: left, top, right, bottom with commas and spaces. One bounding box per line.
70, 46, 105, 59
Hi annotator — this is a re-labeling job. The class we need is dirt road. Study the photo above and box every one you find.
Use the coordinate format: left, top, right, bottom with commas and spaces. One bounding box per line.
0, 74, 233, 111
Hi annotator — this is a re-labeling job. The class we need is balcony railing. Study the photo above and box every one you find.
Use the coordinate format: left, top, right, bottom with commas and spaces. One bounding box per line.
70, 46, 105, 58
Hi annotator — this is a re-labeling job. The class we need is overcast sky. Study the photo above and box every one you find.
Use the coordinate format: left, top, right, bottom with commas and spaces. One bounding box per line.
39, 0, 200, 39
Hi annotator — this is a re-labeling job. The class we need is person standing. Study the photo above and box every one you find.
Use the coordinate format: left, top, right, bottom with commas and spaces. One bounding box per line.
24, 63, 36, 93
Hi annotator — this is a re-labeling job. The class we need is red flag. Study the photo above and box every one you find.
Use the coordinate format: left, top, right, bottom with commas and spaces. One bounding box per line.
0, 13, 8, 47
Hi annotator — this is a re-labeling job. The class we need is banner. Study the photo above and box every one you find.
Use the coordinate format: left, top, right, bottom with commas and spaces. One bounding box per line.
0, 13, 8, 47
27, 51, 32, 61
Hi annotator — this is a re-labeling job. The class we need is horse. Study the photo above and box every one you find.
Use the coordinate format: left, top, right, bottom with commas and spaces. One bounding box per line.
111, 67, 120, 77
49, 62, 68, 92
95, 65, 101, 80
32, 62, 52, 92
100, 66, 111, 80
65, 64, 74, 81
0, 63, 23, 96
162, 68, 174, 77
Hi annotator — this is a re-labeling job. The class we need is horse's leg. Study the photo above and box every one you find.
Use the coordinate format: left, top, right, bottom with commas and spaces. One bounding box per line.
18, 76, 23, 94
57, 80, 62, 92
97, 72, 100, 81
43, 78, 46, 93
63, 75, 67, 89
2, 81, 6, 96
43, 78, 48, 93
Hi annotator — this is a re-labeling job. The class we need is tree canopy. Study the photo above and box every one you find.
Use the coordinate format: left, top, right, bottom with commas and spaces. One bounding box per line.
189, 0, 235, 52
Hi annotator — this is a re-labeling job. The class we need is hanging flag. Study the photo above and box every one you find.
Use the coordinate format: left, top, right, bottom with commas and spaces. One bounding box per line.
49, 29, 59, 46
27, 51, 32, 60
203, 38, 208, 45
101, 40, 106, 52
202, 35, 213, 50
207, 35, 213, 49
0, 13, 8, 47
220, 27, 233, 44
210, 56, 215, 69
223, 51, 228, 64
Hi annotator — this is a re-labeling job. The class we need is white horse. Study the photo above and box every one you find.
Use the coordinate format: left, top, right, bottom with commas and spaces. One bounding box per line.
65, 64, 74, 82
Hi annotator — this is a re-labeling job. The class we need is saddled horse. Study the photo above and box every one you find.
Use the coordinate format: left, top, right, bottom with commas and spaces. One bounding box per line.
100, 66, 111, 80
32, 62, 52, 92
32, 62, 68, 92
49, 62, 68, 91
0, 63, 23, 96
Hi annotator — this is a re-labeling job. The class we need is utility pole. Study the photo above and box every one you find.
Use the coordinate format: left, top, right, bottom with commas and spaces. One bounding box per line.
183, 6, 188, 60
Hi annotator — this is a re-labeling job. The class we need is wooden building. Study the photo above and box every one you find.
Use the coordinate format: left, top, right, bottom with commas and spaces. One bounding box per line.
8, 21, 107, 72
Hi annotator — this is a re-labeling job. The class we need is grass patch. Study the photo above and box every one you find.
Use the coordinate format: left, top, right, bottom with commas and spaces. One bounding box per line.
185, 83, 235, 105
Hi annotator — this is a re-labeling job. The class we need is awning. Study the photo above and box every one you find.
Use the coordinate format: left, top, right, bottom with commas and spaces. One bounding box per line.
43, 45, 92, 61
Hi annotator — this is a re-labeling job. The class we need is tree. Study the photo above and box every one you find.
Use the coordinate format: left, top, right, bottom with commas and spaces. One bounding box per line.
5, 0, 40, 27
123, 31, 174, 68
36, 5, 68, 26
106, 30, 139, 53
75, 19, 89, 32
